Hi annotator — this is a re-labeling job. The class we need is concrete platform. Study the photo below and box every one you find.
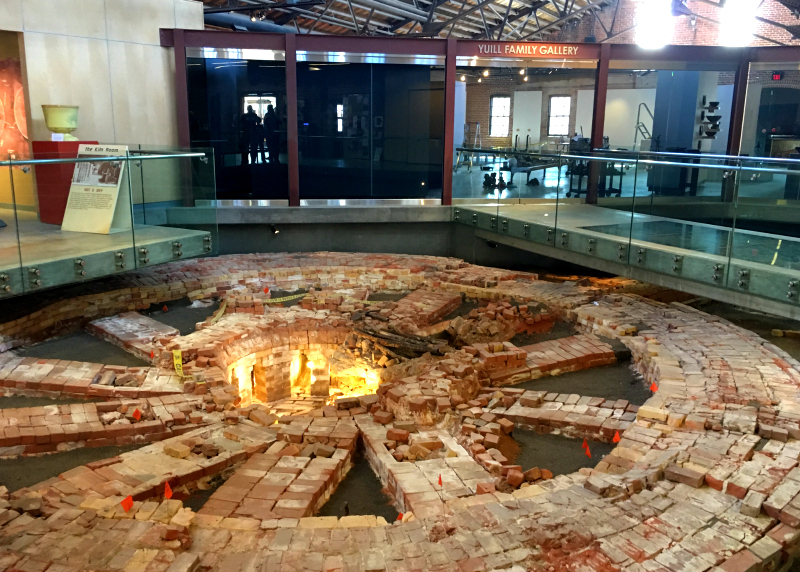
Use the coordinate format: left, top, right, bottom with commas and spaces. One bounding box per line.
0, 209, 212, 296
457, 202, 800, 319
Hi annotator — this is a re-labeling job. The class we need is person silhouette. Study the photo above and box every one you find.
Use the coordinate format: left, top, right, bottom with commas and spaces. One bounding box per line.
239, 105, 260, 165
264, 104, 280, 164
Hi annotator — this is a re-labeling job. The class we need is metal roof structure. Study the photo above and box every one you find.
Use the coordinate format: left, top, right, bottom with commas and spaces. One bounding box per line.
201, 0, 618, 39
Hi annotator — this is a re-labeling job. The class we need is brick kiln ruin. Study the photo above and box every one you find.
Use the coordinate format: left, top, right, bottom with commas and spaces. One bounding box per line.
1, 252, 800, 572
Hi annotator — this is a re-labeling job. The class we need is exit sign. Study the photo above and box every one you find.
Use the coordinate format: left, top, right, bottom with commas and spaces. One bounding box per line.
773, 71, 784, 81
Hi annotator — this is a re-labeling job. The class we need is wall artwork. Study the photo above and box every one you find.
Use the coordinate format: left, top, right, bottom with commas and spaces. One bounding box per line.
0, 58, 28, 161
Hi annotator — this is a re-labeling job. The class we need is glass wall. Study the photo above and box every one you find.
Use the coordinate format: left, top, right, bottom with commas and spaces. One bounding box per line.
451, 57, 598, 204
599, 61, 737, 211
187, 50, 288, 201
296, 55, 445, 200
741, 63, 800, 162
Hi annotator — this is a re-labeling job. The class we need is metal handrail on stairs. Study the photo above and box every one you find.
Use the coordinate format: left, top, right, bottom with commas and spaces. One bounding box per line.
633, 102, 654, 149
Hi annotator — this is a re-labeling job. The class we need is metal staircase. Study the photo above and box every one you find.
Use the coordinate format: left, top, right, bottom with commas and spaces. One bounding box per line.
633, 103, 654, 149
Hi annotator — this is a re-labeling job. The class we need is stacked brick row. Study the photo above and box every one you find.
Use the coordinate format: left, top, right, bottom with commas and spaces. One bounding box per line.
8, 423, 278, 515
458, 415, 554, 492
446, 300, 555, 346
199, 441, 352, 520
481, 388, 638, 444
0, 395, 209, 456
355, 415, 495, 520
0, 357, 183, 400
375, 350, 482, 425
299, 288, 369, 312
389, 289, 462, 327
86, 312, 179, 363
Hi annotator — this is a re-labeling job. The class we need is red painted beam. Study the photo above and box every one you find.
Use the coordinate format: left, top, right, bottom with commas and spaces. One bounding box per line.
586, 43, 610, 205
285, 34, 300, 207
442, 39, 457, 206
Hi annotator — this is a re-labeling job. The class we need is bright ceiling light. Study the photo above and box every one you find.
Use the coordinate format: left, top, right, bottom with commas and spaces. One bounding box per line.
523, 76, 528, 81
460, 75, 466, 81
519, 69, 525, 75
483, 69, 489, 76
636, 0, 673, 49
718, 0, 759, 47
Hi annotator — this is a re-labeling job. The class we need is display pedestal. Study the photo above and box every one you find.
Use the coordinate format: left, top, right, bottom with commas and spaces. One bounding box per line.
32, 140, 98, 225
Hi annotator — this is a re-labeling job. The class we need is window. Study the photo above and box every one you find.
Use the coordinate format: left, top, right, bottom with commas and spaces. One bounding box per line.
548, 95, 571, 136
243, 95, 277, 118
489, 96, 511, 138
336, 103, 344, 133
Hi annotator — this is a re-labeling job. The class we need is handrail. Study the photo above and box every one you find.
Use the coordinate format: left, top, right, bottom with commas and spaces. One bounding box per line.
5, 151, 208, 167
595, 148, 800, 165
556, 151, 800, 176
633, 102, 654, 149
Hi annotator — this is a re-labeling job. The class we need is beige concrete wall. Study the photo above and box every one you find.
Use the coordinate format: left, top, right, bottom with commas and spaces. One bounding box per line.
2, 0, 203, 147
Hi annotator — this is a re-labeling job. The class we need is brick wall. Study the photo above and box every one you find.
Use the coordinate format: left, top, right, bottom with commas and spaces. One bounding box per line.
550, 0, 800, 47
464, 76, 518, 147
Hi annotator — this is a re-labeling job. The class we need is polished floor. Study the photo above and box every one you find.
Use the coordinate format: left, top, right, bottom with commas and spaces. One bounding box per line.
452, 160, 789, 202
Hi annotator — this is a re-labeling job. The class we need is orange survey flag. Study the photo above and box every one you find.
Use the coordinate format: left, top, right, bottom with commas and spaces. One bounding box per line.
132, 409, 141, 421
650, 383, 658, 392
613, 431, 621, 443
121, 496, 133, 512
585, 447, 592, 459
582, 438, 588, 450
164, 481, 173, 500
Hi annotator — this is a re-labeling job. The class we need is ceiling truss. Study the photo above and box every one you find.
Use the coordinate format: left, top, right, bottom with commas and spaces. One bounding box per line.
202, 0, 797, 45
203, 0, 617, 39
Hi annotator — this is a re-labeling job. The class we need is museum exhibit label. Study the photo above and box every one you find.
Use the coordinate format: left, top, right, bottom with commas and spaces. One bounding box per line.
61, 145, 132, 235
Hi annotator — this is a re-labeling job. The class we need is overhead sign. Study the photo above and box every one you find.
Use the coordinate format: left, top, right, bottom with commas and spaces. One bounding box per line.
61, 144, 131, 234
460, 42, 596, 59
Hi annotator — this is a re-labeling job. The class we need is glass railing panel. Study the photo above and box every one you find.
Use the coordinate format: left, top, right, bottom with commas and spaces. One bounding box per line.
13, 152, 138, 292
0, 149, 216, 297
135, 147, 218, 267
627, 153, 735, 284
487, 149, 561, 247
726, 157, 800, 302
0, 154, 23, 298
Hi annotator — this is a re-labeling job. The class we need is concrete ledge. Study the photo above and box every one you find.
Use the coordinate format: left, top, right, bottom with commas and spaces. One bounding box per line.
166, 206, 452, 226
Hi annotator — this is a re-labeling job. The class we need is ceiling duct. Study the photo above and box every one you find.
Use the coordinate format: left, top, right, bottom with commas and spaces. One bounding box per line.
204, 11, 298, 32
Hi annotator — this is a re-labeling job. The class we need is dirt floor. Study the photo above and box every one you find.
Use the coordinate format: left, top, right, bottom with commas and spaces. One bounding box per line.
509, 320, 577, 346
512, 429, 616, 475
0, 444, 143, 492
441, 299, 481, 321
513, 361, 651, 405
367, 292, 408, 303
15, 332, 149, 367
317, 450, 399, 522
142, 297, 220, 336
